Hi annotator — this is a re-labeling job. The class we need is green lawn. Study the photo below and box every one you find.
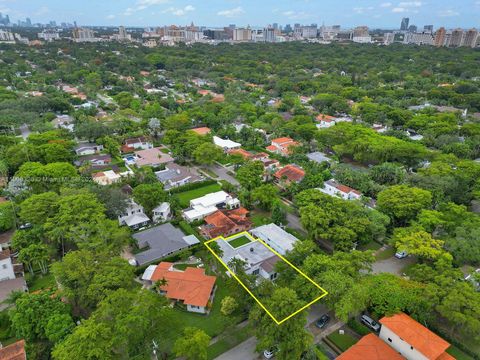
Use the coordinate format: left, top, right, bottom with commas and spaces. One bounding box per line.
250, 210, 271, 227
0, 310, 18, 347
174, 183, 222, 208
228, 236, 251, 248
207, 325, 253, 359
173, 263, 195, 271
25, 272, 56, 292
358, 241, 382, 251
446, 345, 474, 360
326, 332, 358, 352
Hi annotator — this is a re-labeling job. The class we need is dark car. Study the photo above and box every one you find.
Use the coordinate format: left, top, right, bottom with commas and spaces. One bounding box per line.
315, 314, 330, 329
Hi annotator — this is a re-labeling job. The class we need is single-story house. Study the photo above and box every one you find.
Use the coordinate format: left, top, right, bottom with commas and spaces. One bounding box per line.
152, 202, 171, 223
142, 262, 216, 314
132, 223, 200, 266
74, 143, 104, 156
92, 170, 122, 185
200, 207, 252, 239
118, 200, 150, 230
216, 234, 280, 281
134, 147, 174, 167
190, 127, 211, 136
155, 163, 202, 190
274, 164, 305, 185
315, 114, 337, 129
183, 191, 240, 223
75, 154, 111, 167
213, 136, 241, 151
51, 115, 75, 132
250, 223, 299, 256
319, 179, 362, 201
124, 136, 153, 151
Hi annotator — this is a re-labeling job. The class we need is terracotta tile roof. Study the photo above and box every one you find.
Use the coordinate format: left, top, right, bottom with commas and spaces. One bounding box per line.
271, 137, 295, 145
198, 89, 210, 96
266, 145, 277, 152
274, 164, 305, 182
0, 339, 27, 360
316, 114, 336, 122
379, 313, 450, 360
436, 352, 456, 360
337, 334, 404, 360
201, 208, 251, 238
151, 262, 216, 307
228, 148, 253, 159
190, 127, 211, 135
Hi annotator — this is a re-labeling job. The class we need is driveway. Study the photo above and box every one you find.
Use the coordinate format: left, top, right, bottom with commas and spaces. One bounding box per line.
372, 256, 416, 275
214, 336, 259, 360
207, 163, 240, 186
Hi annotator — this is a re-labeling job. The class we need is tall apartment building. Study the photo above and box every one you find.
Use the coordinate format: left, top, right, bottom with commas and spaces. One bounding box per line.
38, 30, 60, 41
301, 25, 318, 39
384, 32, 395, 45
0, 29, 15, 42
449, 28, 464, 47
404, 31, 434, 45
233, 27, 252, 41
434, 27, 446, 47
72, 27, 96, 42
463, 28, 478, 48
400, 17, 409, 31
423, 25, 433, 33
263, 27, 276, 42
352, 26, 372, 43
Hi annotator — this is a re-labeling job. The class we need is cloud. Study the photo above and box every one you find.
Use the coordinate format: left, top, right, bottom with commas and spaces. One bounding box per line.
391, 1, 422, 13
437, 9, 460, 17
380, 2, 392, 7
162, 5, 195, 16
106, 14, 116, 19
353, 6, 374, 14
217, 7, 245, 17
392, 7, 407, 12
123, 0, 169, 16
398, 1, 422, 6
34, 6, 50, 16
282, 10, 312, 19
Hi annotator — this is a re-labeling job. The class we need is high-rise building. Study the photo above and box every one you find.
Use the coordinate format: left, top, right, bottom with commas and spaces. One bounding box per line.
352, 26, 372, 43
424, 25, 433, 33
463, 28, 478, 48
404, 31, 434, 45
284, 24, 292, 33
449, 28, 464, 47
26, 17, 32, 26
233, 27, 252, 42
72, 27, 96, 42
0, 29, 15, 42
301, 25, 318, 39
38, 30, 60, 41
384, 32, 395, 45
434, 27, 446, 47
408, 25, 417, 33
400, 17, 409, 31
263, 26, 276, 42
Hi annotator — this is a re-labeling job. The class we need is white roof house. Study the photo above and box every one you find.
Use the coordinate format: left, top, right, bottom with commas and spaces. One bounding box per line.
213, 136, 241, 151
250, 223, 299, 256
319, 180, 362, 201
183, 191, 240, 222
118, 200, 151, 230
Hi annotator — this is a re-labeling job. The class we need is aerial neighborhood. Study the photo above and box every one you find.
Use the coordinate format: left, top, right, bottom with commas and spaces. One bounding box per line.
0, 11, 480, 360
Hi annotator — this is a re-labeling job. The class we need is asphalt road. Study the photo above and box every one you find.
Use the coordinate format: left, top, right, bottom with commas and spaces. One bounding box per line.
207, 164, 240, 186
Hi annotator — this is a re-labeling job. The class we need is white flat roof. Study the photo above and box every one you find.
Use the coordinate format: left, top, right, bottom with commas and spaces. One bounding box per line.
183, 205, 218, 220
250, 223, 299, 253
213, 136, 241, 149
190, 191, 230, 208
141, 265, 157, 280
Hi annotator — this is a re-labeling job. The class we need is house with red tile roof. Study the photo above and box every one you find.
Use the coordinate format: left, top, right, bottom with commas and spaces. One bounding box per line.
315, 114, 337, 128
274, 164, 305, 186
142, 262, 216, 314
319, 179, 362, 200
337, 333, 405, 360
0, 339, 27, 360
379, 313, 454, 360
190, 127, 211, 136
266, 137, 299, 156
200, 207, 252, 239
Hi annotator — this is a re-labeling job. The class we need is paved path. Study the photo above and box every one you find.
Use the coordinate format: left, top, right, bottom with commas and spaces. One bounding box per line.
214, 336, 259, 360
372, 254, 416, 276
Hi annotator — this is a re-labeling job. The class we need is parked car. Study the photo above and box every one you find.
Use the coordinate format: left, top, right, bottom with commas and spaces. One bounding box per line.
315, 314, 330, 329
361, 315, 381, 332
395, 250, 408, 259
263, 347, 278, 359
18, 223, 32, 230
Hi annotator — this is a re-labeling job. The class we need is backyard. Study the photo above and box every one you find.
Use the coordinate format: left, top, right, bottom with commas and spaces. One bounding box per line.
227, 235, 252, 248
174, 183, 222, 208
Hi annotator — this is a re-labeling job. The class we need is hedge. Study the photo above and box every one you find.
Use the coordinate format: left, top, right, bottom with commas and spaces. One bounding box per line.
168, 179, 217, 194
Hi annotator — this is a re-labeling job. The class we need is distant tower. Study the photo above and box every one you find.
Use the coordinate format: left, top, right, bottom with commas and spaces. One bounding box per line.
400, 17, 409, 31
449, 28, 464, 47
463, 28, 479, 48
434, 27, 446, 47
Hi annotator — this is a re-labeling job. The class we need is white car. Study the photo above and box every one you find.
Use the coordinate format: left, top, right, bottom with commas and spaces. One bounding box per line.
263, 347, 277, 359
395, 251, 408, 259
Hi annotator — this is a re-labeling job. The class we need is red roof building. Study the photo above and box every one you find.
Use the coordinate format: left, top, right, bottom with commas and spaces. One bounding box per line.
200, 207, 252, 239
379, 313, 454, 360
190, 127, 211, 136
150, 262, 216, 313
274, 164, 305, 185
337, 334, 404, 360
0, 340, 27, 360
267, 137, 300, 156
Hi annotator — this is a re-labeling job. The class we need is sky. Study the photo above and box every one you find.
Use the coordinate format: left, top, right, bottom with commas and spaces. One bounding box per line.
1, 0, 480, 29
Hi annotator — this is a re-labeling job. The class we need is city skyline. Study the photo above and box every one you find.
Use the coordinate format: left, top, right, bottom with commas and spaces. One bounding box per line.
1, 0, 480, 29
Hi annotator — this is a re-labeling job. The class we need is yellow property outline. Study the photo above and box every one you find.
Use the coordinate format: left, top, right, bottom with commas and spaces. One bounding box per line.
204, 231, 328, 325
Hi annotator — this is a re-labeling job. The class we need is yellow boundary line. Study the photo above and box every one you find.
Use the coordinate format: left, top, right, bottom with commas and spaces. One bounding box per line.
204, 231, 328, 325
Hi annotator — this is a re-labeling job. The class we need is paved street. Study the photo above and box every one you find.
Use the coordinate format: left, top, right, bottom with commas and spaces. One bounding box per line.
207, 163, 240, 185
214, 336, 259, 360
